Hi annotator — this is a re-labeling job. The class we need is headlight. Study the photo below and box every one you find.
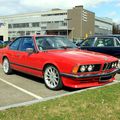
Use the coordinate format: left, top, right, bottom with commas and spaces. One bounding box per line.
114, 62, 117, 68
118, 60, 120, 69
112, 63, 115, 68
88, 65, 94, 72
80, 65, 86, 72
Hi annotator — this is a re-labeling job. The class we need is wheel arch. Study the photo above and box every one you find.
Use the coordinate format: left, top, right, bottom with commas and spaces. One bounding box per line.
2, 56, 9, 63
43, 63, 60, 72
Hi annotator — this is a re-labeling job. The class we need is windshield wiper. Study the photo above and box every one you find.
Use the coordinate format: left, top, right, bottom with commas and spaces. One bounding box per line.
60, 46, 73, 49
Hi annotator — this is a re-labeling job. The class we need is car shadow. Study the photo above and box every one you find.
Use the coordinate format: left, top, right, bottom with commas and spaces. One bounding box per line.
13, 70, 84, 92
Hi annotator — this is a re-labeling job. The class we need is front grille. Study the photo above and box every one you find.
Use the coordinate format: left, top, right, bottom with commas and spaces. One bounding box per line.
103, 61, 118, 70
93, 64, 101, 71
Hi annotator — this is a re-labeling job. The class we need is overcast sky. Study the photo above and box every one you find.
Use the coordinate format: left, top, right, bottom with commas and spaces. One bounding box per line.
0, 0, 120, 23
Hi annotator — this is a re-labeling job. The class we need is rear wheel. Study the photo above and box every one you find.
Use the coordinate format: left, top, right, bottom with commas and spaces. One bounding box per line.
44, 65, 63, 90
2, 58, 12, 74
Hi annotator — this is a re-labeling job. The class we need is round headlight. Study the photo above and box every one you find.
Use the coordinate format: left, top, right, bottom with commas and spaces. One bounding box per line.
112, 63, 115, 68
88, 65, 93, 72
118, 60, 120, 69
114, 62, 117, 68
80, 65, 86, 72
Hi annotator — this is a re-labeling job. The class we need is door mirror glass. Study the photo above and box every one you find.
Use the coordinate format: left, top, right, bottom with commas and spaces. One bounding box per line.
26, 48, 34, 54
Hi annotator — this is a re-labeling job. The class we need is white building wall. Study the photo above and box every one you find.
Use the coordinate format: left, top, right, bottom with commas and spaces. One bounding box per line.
95, 17, 113, 35
1, 10, 68, 38
0, 9, 113, 39
0, 20, 8, 41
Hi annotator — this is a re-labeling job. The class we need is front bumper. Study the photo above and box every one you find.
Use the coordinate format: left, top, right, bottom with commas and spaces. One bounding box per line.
61, 69, 119, 79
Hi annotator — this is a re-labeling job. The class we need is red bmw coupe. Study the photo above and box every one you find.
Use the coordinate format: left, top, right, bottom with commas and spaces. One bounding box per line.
0, 35, 119, 90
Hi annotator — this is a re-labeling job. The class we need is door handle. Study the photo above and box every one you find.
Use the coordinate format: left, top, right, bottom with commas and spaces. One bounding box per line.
16, 54, 20, 57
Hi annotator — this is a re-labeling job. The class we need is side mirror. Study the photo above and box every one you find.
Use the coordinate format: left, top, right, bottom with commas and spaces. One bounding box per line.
26, 48, 34, 54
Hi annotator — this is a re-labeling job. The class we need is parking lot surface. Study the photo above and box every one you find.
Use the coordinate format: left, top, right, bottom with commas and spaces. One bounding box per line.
0, 65, 119, 110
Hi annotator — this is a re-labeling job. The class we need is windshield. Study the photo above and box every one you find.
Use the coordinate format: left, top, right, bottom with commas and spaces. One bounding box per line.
35, 36, 77, 50
81, 38, 94, 47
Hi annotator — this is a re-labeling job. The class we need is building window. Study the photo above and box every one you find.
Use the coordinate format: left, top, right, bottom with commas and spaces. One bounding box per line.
41, 13, 67, 16
8, 24, 12, 28
41, 27, 46, 30
12, 23, 29, 28
26, 31, 31, 35
32, 22, 40, 27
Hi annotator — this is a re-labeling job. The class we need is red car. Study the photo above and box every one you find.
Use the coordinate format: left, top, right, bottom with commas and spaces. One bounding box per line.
0, 35, 119, 90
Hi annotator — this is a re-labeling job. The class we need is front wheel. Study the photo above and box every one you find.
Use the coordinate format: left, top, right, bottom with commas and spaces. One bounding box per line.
2, 58, 12, 74
44, 65, 63, 90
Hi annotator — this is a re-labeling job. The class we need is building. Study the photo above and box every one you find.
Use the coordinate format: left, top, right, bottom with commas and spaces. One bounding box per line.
0, 20, 8, 41
0, 9, 68, 40
0, 6, 113, 40
95, 17, 113, 35
68, 6, 95, 39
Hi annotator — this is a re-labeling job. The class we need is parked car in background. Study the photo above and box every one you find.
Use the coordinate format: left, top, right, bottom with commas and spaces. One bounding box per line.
73, 39, 83, 46
0, 35, 119, 90
0, 40, 10, 48
79, 36, 120, 58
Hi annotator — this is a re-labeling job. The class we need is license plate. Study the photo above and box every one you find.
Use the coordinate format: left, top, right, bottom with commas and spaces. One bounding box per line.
99, 75, 112, 82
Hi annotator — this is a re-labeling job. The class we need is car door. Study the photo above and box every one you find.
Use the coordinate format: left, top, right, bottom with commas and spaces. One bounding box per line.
113, 38, 120, 58
8, 37, 24, 70
18, 37, 43, 77
93, 37, 119, 57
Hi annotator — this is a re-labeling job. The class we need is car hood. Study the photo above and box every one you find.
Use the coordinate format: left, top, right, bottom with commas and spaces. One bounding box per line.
47, 49, 117, 64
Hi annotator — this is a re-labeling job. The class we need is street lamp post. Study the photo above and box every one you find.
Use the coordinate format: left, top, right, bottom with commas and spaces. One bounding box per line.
72, 27, 74, 40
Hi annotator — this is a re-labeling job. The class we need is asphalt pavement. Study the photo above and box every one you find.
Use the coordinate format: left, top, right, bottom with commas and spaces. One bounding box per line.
0, 65, 119, 110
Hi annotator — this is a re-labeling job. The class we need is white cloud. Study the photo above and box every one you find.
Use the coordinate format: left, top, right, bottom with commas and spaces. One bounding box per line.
0, 0, 118, 17
20, 0, 113, 9
108, 11, 117, 17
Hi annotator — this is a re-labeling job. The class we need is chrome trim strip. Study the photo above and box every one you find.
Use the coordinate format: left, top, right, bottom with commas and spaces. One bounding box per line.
61, 69, 119, 78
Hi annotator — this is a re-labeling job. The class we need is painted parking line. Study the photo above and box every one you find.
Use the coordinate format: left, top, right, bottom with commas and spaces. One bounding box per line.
0, 77, 43, 100
0, 80, 119, 111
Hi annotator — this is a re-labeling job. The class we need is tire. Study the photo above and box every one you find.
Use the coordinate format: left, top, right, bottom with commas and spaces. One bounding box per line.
2, 58, 12, 74
44, 65, 63, 90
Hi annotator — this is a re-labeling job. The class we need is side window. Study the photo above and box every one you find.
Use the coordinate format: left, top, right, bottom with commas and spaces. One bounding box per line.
19, 37, 34, 51
115, 39, 120, 47
81, 38, 94, 47
9, 38, 21, 50
104, 38, 114, 47
95, 38, 114, 47
95, 38, 105, 47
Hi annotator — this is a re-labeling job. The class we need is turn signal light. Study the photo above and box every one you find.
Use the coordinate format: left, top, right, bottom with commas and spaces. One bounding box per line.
72, 65, 79, 74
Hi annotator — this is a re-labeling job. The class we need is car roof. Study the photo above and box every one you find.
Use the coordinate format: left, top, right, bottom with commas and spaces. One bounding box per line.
19, 35, 66, 38
108, 34, 120, 36
87, 35, 118, 39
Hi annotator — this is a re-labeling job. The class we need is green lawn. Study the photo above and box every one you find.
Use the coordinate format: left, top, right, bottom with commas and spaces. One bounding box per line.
0, 83, 120, 120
